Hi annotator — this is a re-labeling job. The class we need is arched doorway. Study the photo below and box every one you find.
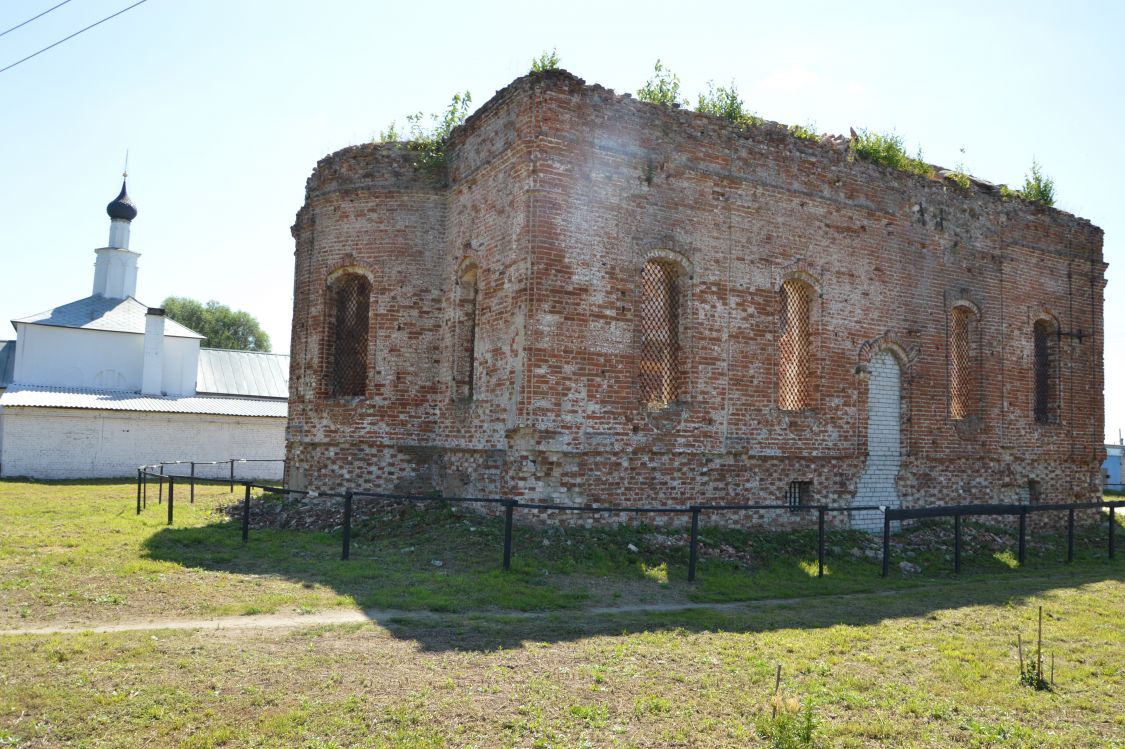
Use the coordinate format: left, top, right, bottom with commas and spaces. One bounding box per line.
852, 349, 902, 530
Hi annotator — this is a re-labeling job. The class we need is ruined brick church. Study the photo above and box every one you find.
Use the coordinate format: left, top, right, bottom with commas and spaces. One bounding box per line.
285, 70, 1105, 526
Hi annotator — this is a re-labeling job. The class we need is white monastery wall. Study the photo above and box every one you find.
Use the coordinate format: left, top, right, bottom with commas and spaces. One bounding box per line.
0, 407, 285, 479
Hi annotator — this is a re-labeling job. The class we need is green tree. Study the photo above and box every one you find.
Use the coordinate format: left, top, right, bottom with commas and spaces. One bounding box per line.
637, 59, 685, 108
162, 297, 271, 352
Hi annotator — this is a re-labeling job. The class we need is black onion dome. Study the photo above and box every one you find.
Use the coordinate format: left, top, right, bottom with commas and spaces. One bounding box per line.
106, 180, 138, 221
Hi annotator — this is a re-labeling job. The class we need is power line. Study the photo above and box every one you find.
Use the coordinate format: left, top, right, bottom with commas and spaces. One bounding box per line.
0, 0, 75, 39
0, 0, 149, 76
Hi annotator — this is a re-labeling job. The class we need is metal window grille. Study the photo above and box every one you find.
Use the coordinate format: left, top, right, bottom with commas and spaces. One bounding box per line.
639, 260, 681, 407
1033, 319, 1057, 424
786, 480, 812, 511
778, 280, 812, 411
331, 275, 370, 397
454, 270, 478, 399
949, 306, 977, 420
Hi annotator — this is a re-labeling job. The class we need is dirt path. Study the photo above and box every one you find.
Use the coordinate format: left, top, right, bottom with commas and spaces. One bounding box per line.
4, 570, 1112, 637
0, 588, 921, 636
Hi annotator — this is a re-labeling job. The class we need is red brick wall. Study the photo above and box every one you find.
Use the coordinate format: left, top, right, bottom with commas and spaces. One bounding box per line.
286, 70, 1105, 525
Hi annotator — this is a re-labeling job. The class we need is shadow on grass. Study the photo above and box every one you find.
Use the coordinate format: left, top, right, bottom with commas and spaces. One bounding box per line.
141, 499, 1125, 651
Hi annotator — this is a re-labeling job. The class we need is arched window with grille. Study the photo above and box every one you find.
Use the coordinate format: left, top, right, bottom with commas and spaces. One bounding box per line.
453, 265, 478, 399
638, 259, 682, 408
328, 273, 371, 398
778, 279, 813, 411
949, 304, 979, 420
1033, 317, 1058, 424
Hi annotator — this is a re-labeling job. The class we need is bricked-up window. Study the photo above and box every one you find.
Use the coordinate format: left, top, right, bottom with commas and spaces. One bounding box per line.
330, 274, 371, 397
453, 266, 478, 399
778, 279, 813, 411
786, 480, 812, 511
639, 260, 682, 408
949, 305, 979, 420
1033, 318, 1058, 424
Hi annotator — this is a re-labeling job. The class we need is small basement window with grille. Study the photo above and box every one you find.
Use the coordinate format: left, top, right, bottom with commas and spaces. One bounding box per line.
778, 279, 813, 411
638, 259, 682, 408
785, 480, 812, 511
328, 273, 371, 398
1027, 479, 1042, 505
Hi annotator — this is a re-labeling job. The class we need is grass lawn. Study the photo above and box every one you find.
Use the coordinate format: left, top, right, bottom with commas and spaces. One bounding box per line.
1, 479, 1120, 628
0, 479, 1122, 747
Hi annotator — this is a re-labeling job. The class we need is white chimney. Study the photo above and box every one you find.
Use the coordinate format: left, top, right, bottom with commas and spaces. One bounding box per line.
142, 308, 165, 395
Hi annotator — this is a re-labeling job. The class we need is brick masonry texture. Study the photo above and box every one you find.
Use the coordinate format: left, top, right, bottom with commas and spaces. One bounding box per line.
285, 70, 1106, 529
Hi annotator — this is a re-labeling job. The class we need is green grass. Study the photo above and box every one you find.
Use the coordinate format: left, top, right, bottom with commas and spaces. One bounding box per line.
1, 480, 1121, 627
1, 578, 1122, 747
1, 481, 1122, 747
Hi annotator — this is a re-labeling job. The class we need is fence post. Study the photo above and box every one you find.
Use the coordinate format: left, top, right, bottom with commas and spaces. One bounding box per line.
1018, 507, 1027, 566
136, 469, 142, 515
502, 501, 515, 570
1067, 508, 1075, 563
242, 482, 251, 543
167, 476, 174, 526
881, 510, 891, 578
142, 468, 147, 508
1110, 507, 1116, 560
341, 491, 353, 561
688, 507, 700, 583
190, 462, 195, 504
158, 464, 164, 505
817, 507, 826, 578
229, 459, 235, 493
954, 512, 961, 575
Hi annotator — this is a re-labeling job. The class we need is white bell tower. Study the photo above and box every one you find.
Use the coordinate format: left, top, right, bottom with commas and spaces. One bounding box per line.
92, 177, 140, 299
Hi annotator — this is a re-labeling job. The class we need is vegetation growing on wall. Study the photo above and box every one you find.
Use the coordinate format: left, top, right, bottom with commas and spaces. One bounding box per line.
378, 91, 473, 173
695, 81, 762, 127
530, 48, 560, 73
1020, 159, 1056, 206
850, 129, 934, 178
637, 59, 686, 108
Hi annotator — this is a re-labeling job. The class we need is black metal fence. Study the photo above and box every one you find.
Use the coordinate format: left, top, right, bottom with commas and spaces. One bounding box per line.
134, 467, 1123, 584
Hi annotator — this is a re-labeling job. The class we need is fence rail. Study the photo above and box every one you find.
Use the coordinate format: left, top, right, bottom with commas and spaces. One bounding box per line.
135, 468, 1122, 584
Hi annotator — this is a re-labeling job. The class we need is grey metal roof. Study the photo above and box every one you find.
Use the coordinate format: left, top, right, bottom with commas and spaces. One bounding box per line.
0, 385, 287, 418
196, 349, 290, 398
0, 340, 14, 387
13, 296, 203, 338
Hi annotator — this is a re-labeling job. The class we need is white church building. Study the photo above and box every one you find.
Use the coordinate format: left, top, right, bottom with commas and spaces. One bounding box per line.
0, 181, 288, 479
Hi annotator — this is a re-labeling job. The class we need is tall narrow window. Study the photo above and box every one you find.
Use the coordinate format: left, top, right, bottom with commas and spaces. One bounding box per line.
639, 260, 681, 407
454, 266, 478, 399
778, 279, 813, 411
329, 273, 371, 397
1033, 318, 1058, 424
949, 305, 979, 420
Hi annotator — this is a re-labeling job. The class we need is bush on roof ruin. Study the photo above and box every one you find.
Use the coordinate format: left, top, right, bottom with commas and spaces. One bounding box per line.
695, 81, 761, 127
637, 59, 686, 108
530, 48, 560, 73
377, 91, 473, 173
851, 129, 934, 178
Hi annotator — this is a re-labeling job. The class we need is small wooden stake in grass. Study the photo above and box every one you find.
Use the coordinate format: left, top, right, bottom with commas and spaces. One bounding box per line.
772, 664, 782, 717
1037, 605, 1043, 681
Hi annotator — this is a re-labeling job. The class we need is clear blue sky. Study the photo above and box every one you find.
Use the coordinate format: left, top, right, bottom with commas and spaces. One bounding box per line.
2, 0, 1123, 441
